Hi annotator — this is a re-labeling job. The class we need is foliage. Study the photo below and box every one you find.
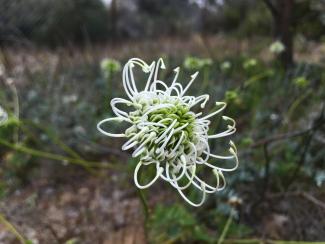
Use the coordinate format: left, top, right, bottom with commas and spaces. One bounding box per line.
293, 0, 325, 40
149, 204, 214, 243
148, 203, 253, 243
0, 0, 109, 45
137, 0, 200, 36
1, 0, 324, 46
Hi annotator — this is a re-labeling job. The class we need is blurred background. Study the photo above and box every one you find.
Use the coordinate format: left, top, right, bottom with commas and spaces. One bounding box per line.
0, 0, 325, 243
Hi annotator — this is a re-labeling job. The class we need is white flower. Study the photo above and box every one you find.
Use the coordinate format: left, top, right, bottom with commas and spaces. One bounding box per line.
97, 58, 239, 207
269, 40, 285, 54
220, 61, 231, 71
101, 58, 121, 77
0, 105, 8, 125
62, 94, 78, 104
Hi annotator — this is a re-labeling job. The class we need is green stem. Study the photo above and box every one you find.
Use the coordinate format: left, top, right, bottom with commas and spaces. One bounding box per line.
21, 120, 83, 160
0, 138, 118, 170
108, 73, 112, 100
136, 170, 150, 241
200, 67, 210, 94
137, 188, 149, 241
286, 89, 312, 122
0, 212, 27, 244
137, 188, 149, 221
218, 208, 235, 244
243, 71, 272, 88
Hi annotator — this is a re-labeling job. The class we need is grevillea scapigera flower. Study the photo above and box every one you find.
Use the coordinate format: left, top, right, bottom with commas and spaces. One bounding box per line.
97, 58, 238, 207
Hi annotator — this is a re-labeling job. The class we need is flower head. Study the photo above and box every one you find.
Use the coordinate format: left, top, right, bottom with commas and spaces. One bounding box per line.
101, 58, 121, 78
220, 61, 231, 72
97, 58, 238, 207
184, 56, 212, 70
293, 76, 309, 88
243, 58, 257, 70
269, 40, 285, 54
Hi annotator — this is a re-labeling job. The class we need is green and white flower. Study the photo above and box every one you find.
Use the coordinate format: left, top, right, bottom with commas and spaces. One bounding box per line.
101, 58, 121, 78
269, 40, 285, 54
97, 58, 238, 207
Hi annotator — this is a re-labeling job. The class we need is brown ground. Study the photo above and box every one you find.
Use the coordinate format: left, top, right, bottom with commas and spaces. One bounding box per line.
1, 164, 324, 243
0, 166, 146, 244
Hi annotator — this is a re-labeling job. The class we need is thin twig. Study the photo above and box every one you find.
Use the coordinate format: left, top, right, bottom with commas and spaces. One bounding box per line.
301, 192, 325, 210
250, 104, 324, 149
250, 127, 313, 148
286, 129, 314, 187
267, 191, 325, 210
0, 138, 119, 170
22, 120, 84, 160
0, 212, 27, 244
286, 105, 325, 187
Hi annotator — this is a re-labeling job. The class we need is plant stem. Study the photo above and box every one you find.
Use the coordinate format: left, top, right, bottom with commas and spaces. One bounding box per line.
137, 188, 149, 221
200, 67, 210, 93
136, 170, 150, 242
218, 208, 235, 244
0, 138, 119, 170
286, 89, 312, 122
137, 187, 149, 242
22, 120, 84, 160
243, 71, 272, 88
0, 212, 26, 244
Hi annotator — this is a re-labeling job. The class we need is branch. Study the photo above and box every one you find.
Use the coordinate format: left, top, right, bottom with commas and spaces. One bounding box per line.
301, 192, 325, 210
286, 105, 325, 186
267, 191, 325, 210
250, 127, 312, 148
0, 138, 120, 170
286, 128, 315, 186
262, 0, 278, 17
0, 212, 27, 244
251, 103, 325, 149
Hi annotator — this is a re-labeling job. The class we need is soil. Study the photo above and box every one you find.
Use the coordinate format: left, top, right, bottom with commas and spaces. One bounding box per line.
0, 166, 146, 244
1, 164, 324, 243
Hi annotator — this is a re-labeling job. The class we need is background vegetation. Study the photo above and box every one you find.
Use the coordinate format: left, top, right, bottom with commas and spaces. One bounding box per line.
0, 0, 324, 243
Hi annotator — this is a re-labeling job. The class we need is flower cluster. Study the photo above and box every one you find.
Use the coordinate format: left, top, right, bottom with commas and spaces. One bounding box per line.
97, 58, 238, 206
